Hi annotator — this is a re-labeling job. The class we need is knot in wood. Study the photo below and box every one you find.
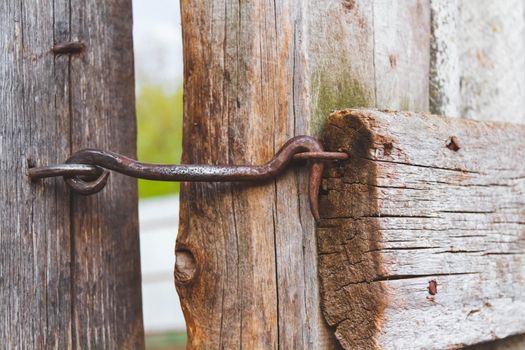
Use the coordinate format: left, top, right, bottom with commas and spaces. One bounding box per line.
175, 249, 198, 284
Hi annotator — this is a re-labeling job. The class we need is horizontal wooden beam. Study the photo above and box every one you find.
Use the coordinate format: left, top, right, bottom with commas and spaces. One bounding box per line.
318, 109, 525, 349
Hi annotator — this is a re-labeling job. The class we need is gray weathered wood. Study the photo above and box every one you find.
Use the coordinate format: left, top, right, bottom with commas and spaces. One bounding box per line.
458, 0, 525, 122
430, 1, 525, 348
430, 0, 460, 116
318, 108, 525, 349
176, 0, 430, 348
430, 0, 525, 121
0, 1, 143, 348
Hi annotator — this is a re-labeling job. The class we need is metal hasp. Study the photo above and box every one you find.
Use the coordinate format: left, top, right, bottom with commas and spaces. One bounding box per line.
27, 135, 348, 221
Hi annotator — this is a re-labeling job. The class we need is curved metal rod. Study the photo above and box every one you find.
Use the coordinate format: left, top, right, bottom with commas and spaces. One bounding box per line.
27, 163, 103, 179
28, 136, 349, 220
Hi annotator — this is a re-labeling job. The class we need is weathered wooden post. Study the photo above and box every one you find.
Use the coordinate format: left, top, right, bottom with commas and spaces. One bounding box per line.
0, 1, 143, 347
318, 108, 525, 349
176, 0, 430, 348
177, 0, 525, 349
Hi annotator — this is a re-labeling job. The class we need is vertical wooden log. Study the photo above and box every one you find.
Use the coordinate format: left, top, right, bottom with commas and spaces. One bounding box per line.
430, 0, 525, 121
429, 0, 460, 116
177, 0, 430, 348
68, 1, 144, 348
0, 2, 72, 347
0, 1, 143, 348
458, 0, 525, 122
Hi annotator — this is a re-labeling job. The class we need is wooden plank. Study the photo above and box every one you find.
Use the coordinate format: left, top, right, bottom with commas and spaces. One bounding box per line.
0, 1, 143, 347
318, 108, 525, 349
373, 0, 430, 111
176, 0, 430, 348
430, 1, 525, 347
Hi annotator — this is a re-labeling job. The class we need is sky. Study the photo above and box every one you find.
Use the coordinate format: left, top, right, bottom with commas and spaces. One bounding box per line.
133, 0, 183, 93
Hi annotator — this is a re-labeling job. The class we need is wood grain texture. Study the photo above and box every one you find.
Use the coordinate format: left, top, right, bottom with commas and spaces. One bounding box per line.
430, 0, 525, 121
429, 0, 460, 116
373, 0, 430, 111
0, 1, 143, 348
430, 1, 525, 348
318, 109, 525, 349
176, 0, 430, 348
458, 0, 525, 122
177, 2, 321, 348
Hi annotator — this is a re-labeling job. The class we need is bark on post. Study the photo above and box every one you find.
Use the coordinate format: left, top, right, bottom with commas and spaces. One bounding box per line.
176, 0, 430, 348
0, 1, 143, 348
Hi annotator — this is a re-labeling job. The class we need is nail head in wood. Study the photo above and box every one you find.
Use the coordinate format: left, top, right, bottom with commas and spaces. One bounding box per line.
428, 280, 438, 295
51, 41, 85, 56
446, 135, 460, 151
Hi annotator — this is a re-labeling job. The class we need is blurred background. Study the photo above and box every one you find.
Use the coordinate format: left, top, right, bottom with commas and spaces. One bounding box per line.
132, 1, 186, 349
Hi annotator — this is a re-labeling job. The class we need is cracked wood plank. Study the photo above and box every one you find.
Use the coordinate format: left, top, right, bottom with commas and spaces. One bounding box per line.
318, 109, 525, 349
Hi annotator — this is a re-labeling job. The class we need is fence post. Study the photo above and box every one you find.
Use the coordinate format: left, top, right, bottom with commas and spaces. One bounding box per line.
176, 1, 430, 348
0, 1, 143, 347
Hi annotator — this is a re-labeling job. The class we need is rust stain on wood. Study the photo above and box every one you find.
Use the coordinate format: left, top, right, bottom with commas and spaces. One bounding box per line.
428, 280, 438, 295
318, 110, 388, 350
446, 135, 461, 151
341, 0, 356, 11
389, 54, 398, 68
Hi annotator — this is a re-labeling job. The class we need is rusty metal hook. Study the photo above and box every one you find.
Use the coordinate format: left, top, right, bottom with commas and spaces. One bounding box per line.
27, 136, 348, 221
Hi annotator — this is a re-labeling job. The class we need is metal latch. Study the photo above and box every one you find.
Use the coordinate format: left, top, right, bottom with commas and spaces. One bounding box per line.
27, 136, 348, 221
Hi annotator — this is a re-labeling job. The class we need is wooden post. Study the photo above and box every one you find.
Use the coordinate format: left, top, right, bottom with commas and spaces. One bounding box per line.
0, 1, 143, 348
176, 0, 430, 348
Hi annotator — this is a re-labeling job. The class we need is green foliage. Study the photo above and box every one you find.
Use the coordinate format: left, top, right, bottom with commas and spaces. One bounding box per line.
145, 331, 187, 349
136, 85, 183, 198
